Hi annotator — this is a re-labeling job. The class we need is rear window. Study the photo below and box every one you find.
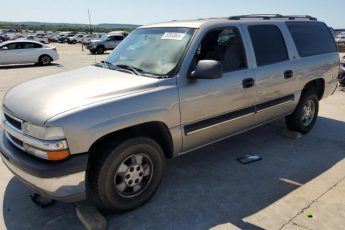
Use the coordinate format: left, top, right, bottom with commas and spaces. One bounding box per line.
248, 25, 289, 66
286, 21, 337, 57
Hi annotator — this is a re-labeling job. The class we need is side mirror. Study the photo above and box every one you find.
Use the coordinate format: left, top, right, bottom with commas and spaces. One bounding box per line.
1, 47, 8, 51
190, 60, 223, 79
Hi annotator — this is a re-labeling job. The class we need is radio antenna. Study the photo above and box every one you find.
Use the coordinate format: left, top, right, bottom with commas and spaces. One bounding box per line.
88, 9, 97, 64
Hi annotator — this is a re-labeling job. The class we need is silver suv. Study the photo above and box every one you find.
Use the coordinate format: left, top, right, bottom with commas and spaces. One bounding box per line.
86, 32, 126, 54
0, 15, 339, 212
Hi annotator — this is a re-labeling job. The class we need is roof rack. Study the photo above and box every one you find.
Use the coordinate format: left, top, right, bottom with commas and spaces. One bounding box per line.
229, 14, 317, 21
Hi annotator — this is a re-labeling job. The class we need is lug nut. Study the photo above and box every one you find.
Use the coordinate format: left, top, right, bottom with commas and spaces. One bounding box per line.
128, 180, 132, 185
135, 179, 139, 183
136, 166, 140, 171
126, 174, 130, 179
139, 172, 143, 177
130, 167, 134, 172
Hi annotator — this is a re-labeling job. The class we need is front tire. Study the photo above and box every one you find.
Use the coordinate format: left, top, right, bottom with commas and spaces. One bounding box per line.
285, 92, 319, 134
88, 137, 165, 212
96, 46, 105, 54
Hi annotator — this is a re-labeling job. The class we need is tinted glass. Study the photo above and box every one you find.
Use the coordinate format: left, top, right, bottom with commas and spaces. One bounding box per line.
249, 25, 289, 66
114, 36, 124, 41
3, 43, 17, 50
286, 21, 337, 57
193, 28, 247, 72
24, 42, 42, 49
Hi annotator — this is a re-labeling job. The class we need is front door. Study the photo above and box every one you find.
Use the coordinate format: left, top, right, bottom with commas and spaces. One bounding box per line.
0, 43, 22, 65
178, 26, 257, 151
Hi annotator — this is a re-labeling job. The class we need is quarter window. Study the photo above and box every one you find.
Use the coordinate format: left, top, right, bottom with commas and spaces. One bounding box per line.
25, 43, 42, 49
286, 21, 337, 57
249, 25, 289, 66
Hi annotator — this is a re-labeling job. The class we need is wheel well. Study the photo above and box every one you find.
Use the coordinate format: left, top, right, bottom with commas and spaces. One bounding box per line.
38, 54, 52, 61
302, 79, 325, 100
88, 122, 174, 160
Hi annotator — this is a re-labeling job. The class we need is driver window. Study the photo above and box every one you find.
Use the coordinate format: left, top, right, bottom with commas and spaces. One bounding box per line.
193, 28, 247, 72
2, 43, 17, 50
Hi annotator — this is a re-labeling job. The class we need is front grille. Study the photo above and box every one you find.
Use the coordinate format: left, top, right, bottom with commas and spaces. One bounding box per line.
4, 113, 22, 130
7, 133, 24, 148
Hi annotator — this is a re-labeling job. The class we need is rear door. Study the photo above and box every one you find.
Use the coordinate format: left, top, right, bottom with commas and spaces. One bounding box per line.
21, 42, 43, 63
106, 35, 124, 49
242, 22, 298, 124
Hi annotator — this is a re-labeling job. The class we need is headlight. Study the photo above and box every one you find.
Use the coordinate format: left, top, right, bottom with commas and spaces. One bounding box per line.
22, 122, 65, 140
23, 144, 70, 161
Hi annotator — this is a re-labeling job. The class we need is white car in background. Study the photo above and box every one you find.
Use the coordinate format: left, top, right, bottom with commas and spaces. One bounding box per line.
82, 33, 102, 45
0, 40, 59, 65
34, 35, 49, 44
68, 33, 84, 44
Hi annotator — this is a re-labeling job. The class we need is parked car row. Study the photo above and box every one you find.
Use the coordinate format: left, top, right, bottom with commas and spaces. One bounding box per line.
335, 32, 345, 52
339, 55, 345, 86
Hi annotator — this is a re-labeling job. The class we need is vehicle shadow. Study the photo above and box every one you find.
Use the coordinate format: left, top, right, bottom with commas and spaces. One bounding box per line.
87, 53, 109, 56
2, 116, 345, 229
0, 63, 61, 70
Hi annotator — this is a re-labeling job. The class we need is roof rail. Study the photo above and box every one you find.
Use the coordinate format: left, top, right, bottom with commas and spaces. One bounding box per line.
229, 14, 317, 21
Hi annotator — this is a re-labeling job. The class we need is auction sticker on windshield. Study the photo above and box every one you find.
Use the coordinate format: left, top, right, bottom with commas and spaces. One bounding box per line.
161, 32, 186, 40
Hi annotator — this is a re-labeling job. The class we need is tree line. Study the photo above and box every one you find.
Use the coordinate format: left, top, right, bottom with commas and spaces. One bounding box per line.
0, 22, 134, 33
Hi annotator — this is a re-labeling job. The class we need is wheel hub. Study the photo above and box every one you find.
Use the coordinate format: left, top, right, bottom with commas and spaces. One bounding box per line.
114, 153, 153, 197
124, 164, 145, 187
301, 99, 315, 126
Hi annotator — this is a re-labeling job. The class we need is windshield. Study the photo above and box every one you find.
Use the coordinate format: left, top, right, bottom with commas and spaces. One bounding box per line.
105, 28, 195, 77
100, 35, 108, 41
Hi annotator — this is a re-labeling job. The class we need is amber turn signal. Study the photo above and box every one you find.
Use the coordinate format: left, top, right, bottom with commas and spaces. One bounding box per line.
47, 150, 70, 161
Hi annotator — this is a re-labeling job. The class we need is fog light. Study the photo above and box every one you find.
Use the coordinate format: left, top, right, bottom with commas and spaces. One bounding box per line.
24, 144, 70, 161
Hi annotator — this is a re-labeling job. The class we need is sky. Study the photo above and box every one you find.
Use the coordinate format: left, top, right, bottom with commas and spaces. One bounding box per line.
1, 0, 344, 28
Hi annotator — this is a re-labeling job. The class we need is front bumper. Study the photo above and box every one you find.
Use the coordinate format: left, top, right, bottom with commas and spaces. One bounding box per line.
0, 128, 88, 202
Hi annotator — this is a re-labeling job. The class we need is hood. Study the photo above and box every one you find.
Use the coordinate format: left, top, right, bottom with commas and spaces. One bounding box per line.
4, 66, 159, 125
90, 39, 102, 43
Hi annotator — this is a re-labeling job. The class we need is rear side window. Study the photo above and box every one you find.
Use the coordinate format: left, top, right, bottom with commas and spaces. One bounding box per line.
249, 25, 289, 66
286, 21, 337, 57
114, 36, 124, 41
23, 43, 42, 49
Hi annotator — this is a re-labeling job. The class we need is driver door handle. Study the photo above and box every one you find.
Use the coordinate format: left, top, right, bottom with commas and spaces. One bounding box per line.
284, 70, 294, 79
242, 78, 255, 88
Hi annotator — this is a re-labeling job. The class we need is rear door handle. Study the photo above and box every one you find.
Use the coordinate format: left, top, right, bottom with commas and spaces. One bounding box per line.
284, 70, 294, 79
242, 78, 255, 88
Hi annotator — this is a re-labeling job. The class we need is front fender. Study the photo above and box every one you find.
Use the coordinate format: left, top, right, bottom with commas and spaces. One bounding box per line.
46, 81, 181, 155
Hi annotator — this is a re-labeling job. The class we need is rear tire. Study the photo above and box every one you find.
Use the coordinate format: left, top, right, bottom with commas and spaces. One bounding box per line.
285, 92, 319, 134
88, 137, 165, 212
38, 55, 52, 66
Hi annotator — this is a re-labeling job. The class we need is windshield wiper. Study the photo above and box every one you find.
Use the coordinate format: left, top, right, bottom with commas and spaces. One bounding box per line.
115, 64, 143, 75
100, 60, 115, 69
